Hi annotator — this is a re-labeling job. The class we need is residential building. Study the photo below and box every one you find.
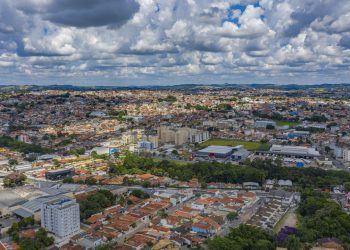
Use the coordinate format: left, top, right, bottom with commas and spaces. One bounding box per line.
41, 197, 80, 238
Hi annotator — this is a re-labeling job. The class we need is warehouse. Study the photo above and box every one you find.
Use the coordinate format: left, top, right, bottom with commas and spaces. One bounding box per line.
197, 146, 235, 158
257, 144, 320, 159
45, 168, 75, 180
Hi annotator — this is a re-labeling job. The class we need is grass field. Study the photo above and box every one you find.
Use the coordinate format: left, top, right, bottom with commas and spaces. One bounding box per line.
199, 138, 270, 151
274, 120, 300, 128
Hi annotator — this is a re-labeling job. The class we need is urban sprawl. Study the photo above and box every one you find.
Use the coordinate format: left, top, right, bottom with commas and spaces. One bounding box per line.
1, 85, 350, 250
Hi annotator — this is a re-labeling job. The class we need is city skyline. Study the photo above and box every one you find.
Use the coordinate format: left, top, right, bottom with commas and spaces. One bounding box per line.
0, 0, 349, 86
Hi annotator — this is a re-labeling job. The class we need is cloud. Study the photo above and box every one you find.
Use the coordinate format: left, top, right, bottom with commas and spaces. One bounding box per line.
0, 0, 350, 85
15, 0, 140, 28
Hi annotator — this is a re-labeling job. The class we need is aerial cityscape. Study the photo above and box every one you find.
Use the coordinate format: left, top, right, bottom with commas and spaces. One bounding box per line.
1, 0, 350, 250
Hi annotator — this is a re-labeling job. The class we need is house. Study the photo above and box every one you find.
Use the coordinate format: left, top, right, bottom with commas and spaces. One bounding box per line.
75, 235, 104, 250
277, 180, 293, 187
191, 217, 220, 237
243, 182, 260, 189
265, 179, 275, 189
151, 239, 179, 250
124, 234, 157, 250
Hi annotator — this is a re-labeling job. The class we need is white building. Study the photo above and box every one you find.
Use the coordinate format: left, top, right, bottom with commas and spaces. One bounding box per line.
268, 144, 320, 159
343, 149, 350, 162
41, 198, 80, 238
255, 120, 276, 128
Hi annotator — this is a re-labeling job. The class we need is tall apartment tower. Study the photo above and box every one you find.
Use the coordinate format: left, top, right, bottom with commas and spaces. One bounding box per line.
343, 149, 350, 162
41, 197, 80, 238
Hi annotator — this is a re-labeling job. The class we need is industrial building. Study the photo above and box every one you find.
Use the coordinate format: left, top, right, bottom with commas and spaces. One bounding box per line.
257, 144, 320, 159
197, 146, 234, 158
45, 168, 75, 180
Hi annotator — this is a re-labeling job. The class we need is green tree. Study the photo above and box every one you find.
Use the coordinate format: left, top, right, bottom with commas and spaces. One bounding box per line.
226, 212, 238, 221
63, 176, 74, 183
85, 176, 97, 185
9, 159, 18, 165
286, 235, 302, 250
344, 182, 350, 192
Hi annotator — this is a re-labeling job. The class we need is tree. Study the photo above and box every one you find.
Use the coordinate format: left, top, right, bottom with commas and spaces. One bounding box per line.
3, 173, 27, 187
207, 225, 275, 250
226, 212, 238, 221
85, 176, 97, 185
9, 159, 18, 165
141, 181, 151, 188
266, 124, 275, 130
285, 235, 301, 250
63, 177, 74, 183
157, 210, 168, 219
130, 189, 150, 199
344, 182, 350, 192
79, 190, 116, 220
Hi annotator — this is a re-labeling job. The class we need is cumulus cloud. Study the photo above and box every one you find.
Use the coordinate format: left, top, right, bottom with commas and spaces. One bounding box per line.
0, 0, 350, 85
15, 0, 140, 28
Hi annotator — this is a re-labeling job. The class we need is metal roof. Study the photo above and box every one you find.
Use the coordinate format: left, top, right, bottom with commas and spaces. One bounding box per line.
21, 194, 70, 213
12, 207, 33, 218
0, 190, 27, 208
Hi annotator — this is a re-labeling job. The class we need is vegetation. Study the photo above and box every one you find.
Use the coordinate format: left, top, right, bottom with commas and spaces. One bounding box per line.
8, 158, 18, 165
226, 212, 238, 221
185, 103, 212, 111
274, 120, 300, 127
253, 111, 300, 127
304, 114, 328, 122
0, 135, 52, 154
63, 147, 86, 156
130, 189, 150, 199
79, 190, 116, 220
295, 126, 325, 133
3, 173, 27, 187
158, 95, 177, 102
207, 224, 276, 250
8, 218, 53, 250
117, 153, 350, 188
18, 228, 54, 250
108, 110, 127, 120
297, 189, 350, 248
198, 138, 270, 151
62, 176, 74, 183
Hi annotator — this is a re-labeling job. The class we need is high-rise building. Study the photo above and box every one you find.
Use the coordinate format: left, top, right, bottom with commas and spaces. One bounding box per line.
343, 149, 350, 162
41, 197, 80, 238
148, 135, 159, 149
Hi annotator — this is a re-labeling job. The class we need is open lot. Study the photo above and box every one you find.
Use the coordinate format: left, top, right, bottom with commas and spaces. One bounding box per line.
199, 138, 270, 151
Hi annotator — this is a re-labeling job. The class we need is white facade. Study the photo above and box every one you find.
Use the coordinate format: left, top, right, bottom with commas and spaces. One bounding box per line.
343, 149, 350, 162
255, 120, 276, 128
41, 198, 80, 238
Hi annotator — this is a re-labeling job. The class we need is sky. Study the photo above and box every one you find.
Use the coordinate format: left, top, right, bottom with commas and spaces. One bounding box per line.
0, 0, 349, 86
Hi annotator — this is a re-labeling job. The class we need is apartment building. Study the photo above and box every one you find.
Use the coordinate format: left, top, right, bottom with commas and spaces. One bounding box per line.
41, 198, 80, 238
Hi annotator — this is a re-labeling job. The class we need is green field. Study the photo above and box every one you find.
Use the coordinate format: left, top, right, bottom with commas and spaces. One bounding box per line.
199, 138, 270, 151
274, 120, 300, 128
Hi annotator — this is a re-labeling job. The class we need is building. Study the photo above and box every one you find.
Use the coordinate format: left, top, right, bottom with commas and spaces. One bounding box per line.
189, 131, 209, 144
158, 126, 209, 146
197, 146, 234, 158
255, 120, 276, 128
231, 146, 250, 161
259, 144, 320, 159
45, 168, 75, 180
343, 149, 350, 162
41, 197, 80, 238
287, 130, 310, 139
148, 135, 159, 149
